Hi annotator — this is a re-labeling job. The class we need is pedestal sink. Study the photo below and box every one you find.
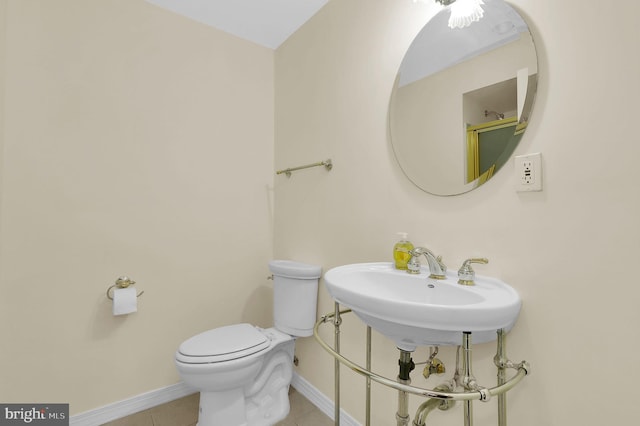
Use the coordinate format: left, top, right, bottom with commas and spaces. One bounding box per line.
324, 262, 521, 351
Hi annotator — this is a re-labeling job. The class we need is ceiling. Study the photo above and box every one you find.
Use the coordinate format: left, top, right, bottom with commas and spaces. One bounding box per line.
145, 0, 330, 49
144, 0, 529, 85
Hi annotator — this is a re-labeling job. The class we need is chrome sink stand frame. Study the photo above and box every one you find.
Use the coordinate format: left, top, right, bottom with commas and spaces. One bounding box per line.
313, 303, 530, 426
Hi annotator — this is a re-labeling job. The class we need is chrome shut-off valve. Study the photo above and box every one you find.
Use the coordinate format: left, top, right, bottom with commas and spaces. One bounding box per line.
421, 347, 446, 380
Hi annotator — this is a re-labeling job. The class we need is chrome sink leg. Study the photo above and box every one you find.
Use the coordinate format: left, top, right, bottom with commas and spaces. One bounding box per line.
462, 332, 473, 426
334, 302, 342, 426
366, 326, 371, 426
495, 329, 507, 426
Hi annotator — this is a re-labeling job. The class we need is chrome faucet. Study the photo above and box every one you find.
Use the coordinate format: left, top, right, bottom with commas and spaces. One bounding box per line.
407, 247, 447, 279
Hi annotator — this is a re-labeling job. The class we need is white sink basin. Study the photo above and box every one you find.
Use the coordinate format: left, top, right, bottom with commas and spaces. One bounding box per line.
324, 262, 521, 351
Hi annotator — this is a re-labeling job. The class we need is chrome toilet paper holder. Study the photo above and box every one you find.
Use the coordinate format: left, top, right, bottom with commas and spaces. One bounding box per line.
106, 276, 145, 300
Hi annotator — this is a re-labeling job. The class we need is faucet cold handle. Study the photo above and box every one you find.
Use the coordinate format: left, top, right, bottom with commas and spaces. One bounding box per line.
457, 258, 488, 286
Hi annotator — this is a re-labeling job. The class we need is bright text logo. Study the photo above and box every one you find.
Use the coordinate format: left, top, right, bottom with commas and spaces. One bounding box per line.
0, 404, 68, 425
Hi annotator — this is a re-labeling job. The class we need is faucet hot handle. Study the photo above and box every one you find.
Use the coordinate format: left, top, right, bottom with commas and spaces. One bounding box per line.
457, 258, 488, 286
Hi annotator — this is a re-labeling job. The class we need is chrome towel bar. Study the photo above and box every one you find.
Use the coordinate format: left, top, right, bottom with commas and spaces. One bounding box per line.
276, 159, 332, 177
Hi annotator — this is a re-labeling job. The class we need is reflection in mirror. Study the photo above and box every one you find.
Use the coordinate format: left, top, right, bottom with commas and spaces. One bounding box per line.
390, 0, 538, 196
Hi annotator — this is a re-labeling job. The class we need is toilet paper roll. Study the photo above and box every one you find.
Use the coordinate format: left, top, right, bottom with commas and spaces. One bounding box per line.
112, 286, 138, 316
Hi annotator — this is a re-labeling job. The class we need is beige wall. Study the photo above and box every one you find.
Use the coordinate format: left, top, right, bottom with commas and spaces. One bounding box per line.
0, 0, 274, 414
276, 0, 640, 425
0, 0, 5, 210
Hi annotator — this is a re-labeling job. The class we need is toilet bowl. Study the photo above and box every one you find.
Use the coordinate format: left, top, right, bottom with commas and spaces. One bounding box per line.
175, 260, 321, 426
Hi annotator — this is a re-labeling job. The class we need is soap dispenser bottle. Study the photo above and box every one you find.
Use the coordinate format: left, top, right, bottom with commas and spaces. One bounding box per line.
393, 232, 414, 270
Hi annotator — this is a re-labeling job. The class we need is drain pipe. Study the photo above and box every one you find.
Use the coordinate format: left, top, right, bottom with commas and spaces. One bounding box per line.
412, 383, 455, 426
397, 350, 415, 426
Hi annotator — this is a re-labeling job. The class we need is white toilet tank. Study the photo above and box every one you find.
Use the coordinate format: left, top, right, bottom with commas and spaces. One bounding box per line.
268, 260, 321, 337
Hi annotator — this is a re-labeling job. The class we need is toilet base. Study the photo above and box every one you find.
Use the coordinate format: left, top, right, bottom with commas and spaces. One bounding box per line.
196, 385, 290, 426
198, 389, 247, 426
194, 333, 294, 426
244, 377, 290, 425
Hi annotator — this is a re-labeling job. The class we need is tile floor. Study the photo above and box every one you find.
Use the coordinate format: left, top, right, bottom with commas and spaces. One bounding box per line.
101, 388, 333, 426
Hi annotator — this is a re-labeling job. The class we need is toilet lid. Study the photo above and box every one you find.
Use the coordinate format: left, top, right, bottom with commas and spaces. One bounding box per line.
177, 323, 270, 364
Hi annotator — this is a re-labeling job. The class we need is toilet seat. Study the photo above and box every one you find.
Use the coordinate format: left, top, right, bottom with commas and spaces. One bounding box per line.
176, 323, 270, 364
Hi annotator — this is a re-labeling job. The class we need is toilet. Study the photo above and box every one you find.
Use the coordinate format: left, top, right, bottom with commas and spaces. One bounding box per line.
175, 260, 321, 426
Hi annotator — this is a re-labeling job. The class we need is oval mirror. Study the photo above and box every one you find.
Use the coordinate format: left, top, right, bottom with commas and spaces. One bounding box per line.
389, 0, 538, 196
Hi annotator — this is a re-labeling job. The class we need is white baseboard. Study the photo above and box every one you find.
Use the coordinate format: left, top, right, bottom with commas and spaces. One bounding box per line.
69, 374, 359, 426
291, 372, 361, 426
69, 382, 196, 426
